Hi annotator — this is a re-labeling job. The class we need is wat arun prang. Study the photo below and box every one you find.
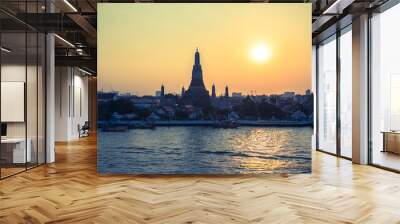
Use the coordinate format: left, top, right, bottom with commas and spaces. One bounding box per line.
180, 49, 214, 107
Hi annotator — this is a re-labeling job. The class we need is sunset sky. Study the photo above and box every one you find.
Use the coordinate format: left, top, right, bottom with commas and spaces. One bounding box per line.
98, 4, 311, 96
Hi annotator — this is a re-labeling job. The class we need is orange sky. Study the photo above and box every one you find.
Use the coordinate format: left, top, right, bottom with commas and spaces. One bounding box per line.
98, 3, 311, 96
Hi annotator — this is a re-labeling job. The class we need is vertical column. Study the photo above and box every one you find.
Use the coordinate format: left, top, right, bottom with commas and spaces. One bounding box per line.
88, 77, 97, 132
336, 31, 341, 156
46, 0, 55, 163
315, 45, 320, 151
312, 45, 317, 150
54, 67, 73, 141
352, 14, 369, 164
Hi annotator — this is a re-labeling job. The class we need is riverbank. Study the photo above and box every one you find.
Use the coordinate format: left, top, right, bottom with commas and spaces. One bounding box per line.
98, 120, 313, 127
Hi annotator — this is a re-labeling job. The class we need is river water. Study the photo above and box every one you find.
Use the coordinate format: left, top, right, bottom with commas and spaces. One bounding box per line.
98, 126, 312, 174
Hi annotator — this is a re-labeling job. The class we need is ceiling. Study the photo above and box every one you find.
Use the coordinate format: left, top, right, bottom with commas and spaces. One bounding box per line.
0, 0, 392, 75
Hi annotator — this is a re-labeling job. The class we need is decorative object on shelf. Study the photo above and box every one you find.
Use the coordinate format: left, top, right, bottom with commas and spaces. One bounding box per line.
382, 131, 400, 155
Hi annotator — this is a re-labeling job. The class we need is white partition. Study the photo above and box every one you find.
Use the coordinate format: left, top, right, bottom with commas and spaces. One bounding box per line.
1, 82, 25, 122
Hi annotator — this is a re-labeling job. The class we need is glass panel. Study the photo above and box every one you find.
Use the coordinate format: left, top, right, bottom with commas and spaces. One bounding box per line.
339, 29, 352, 158
26, 0, 39, 169
27, 31, 38, 169
1, 31, 27, 177
317, 36, 337, 154
0, 1, 46, 178
371, 4, 400, 171
38, 33, 46, 165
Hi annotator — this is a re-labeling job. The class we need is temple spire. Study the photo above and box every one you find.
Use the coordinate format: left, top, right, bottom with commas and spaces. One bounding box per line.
160, 84, 165, 97
195, 48, 200, 65
191, 48, 204, 82
182, 48, 210, 107
212, 83, 216, 98
181, 86, 185, 96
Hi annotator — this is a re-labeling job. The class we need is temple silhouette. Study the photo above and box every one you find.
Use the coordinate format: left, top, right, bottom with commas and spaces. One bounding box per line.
180, 48, 211, 107
159, 49, 232, 108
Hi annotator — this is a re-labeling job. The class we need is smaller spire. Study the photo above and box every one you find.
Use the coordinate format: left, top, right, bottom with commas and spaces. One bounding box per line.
160, 83, 165, 97
181, 86, 185, 96
212, 83, 216, 98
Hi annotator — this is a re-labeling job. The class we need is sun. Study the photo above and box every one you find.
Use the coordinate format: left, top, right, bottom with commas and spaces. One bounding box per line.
250, 44, 271, 63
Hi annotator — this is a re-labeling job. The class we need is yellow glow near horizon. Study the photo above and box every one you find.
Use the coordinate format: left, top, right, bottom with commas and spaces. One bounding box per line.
98, 4, 311, 96
250, 44, 271, 63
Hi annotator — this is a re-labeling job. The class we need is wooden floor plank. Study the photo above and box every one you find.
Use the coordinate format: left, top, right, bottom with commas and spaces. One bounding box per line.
0, 135, 400, 223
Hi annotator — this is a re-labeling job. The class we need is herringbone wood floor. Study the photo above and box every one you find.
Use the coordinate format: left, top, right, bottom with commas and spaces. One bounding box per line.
1, 135, 400, 224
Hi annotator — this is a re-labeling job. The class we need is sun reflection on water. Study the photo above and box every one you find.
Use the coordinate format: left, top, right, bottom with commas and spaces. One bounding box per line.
98, 126, 312, 174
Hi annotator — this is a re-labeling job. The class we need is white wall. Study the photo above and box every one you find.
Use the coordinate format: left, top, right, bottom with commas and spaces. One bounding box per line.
1, 63, 46, 164
55, 67, 89, 141
55, 67, 70, 141
72, 73, 89, 138
1, 82, 25, 122
1, 65, 26, 140
1, 64, 26, 81
1, 65, 36, 138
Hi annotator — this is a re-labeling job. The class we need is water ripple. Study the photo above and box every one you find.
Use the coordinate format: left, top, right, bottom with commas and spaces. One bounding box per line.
98, 126, 312, 174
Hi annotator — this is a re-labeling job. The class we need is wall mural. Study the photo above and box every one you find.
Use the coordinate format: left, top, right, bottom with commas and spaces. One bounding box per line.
97, 3, 313, 174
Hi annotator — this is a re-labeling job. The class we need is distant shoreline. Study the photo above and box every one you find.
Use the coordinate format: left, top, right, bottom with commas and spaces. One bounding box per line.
98, 120, 313, 127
